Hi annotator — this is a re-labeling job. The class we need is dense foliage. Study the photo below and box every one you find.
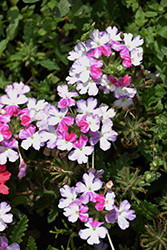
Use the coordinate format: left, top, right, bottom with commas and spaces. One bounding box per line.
0, 0, 167, 249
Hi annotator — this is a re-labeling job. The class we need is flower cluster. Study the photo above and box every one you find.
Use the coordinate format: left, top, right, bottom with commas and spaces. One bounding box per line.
58, 170, 136, 245
0, 81, 117, 176
66, 26, 143, 109
0, 26, 143, 194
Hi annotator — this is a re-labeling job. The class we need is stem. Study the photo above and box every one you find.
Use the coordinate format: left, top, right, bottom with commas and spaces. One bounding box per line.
107, 232, 115, 250
92, 150, 94, 169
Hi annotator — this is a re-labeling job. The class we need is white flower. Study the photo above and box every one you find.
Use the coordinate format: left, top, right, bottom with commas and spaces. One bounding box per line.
123, 33, 144, 51
79, 218, 107, 245
113, 98, 134, 109
0, 202, 13, 232
58, 185, 78, 209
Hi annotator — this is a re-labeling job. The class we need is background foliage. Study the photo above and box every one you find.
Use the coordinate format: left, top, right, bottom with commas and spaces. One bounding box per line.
0, 0, 167, 249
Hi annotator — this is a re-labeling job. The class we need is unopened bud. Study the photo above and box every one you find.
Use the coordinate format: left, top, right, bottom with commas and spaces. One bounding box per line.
105, 180, 113, 190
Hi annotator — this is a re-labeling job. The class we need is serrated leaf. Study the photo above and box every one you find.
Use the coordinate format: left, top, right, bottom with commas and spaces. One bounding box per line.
158, 26, 167, 39
139, 200, 160, 220
26, 236, 37, 250
39, 60, 60, 70
47, 204, 59, 223
9, 215, 28, 244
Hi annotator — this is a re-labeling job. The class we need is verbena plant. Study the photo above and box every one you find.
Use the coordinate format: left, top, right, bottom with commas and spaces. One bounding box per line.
0, 0, 167, 249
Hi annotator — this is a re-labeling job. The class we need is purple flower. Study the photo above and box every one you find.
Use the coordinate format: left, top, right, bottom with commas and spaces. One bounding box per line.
0, 202, 13, 232
93, 239, 108, 250
75, 172, 102, 204
116, 200, 136, 230
0, 236, 20, 250
114, 87, 136, 99
89, 125, 118, 151
18, 159, 27, 179
79, 218, 107, 245
105, 200, 136, 230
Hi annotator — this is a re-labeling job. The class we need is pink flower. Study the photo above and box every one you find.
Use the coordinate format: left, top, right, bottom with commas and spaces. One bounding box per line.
57, 85, 78, 108
56, 131, 77, 151
0, 165, 11, 195
68, 135, 94, 164
0, 124, 12, 142
86, 29, 111, 58
19, 124, 36, 139
95, 194, 105, 211
63, 202, 89, 223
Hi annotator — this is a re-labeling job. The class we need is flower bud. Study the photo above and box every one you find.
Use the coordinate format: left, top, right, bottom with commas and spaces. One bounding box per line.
105, 180, 113, 190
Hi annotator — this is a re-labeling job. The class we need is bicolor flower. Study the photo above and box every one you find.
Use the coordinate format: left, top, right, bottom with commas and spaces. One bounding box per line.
0, 202, 13, 232
75, 172, 102, 204
79, 218, 107, 245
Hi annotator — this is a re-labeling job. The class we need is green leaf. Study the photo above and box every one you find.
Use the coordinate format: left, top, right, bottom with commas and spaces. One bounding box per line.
9, 215, 28, 244
11, 196, 29, 207
23, 0, 40, 3
39, 60, 60, 70
0, 39, 8, 57
145, 11, 157, 17
139, 200, 160, 220
160, 0, 167, 7
158, 26, 167, 39
26, 236, 37, 250
54, 0, 71, 17
46, 246, 52, 250
155, 100, 163, 113
23, 19, 35, 44
0, 70, 10, 89
47, 204, 59, 223
135, 6, 147, 26
71, 0, 84, 16
6, 19, 19, 41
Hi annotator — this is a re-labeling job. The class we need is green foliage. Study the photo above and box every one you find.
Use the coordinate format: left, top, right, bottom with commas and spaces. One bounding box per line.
9, 215, 29, 244
26, 236, 37, 250
140, 217, 167, 249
